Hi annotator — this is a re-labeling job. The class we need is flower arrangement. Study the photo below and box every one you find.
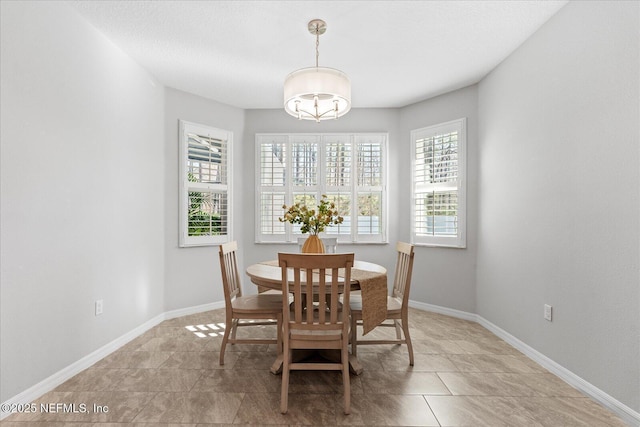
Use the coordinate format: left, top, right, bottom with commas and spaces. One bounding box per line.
279, 195, 344, 235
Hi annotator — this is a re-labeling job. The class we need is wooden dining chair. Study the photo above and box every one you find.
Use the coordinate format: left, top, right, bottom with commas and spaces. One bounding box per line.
218, 241, 282, 365
350, 242, 416, 365
278, 252, 354, 415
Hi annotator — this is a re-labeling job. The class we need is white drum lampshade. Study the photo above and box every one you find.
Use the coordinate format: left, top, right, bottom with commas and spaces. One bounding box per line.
283, 20, 351, 122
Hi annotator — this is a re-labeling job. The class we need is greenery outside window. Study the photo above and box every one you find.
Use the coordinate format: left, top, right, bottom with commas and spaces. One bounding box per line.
179, 120, 232, 247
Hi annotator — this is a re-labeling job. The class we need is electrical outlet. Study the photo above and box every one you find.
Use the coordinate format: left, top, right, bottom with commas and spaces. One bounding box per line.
95, 299, 104, 316
544, 304, 552, 321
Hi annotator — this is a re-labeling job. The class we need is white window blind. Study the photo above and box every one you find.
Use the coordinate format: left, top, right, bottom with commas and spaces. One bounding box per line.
179, 120, 232, 247
256, 133, 387, 244
411, 118, 466, 248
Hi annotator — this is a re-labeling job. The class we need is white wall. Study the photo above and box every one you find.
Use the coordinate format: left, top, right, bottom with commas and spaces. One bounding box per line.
0, 2, 165, 402
477, 0, 639, 412
163, 88, 245, 310
400, 86, 479, 313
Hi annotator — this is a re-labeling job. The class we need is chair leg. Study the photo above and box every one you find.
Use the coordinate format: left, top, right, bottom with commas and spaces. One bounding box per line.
342, 344, 351, 415
280, 350, 290, 414
219, 318, 232, 365
230, 318, 239, 342
350, 315, 358, 357
401, 317, 414, 366
394, 319, 403, 339
276, 314, 283, 355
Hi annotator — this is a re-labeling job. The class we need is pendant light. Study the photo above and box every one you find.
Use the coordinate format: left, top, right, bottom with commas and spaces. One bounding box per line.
284, 19, 351, 122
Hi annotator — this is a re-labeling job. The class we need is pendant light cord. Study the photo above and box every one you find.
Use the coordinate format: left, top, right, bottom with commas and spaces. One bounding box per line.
315, 23, 320, 68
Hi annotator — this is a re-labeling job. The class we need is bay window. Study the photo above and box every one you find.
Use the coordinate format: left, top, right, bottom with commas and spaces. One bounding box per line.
256, 133, 387, 244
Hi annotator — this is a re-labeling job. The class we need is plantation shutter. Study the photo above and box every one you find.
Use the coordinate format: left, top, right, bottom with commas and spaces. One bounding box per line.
287, 135, 320, 237
355, 134, 385, 241
324, 134, 351, 236
411, 119, 466, 248
179, 121, 232, 247
257, 135, 287, 241
255, 133, 387, 244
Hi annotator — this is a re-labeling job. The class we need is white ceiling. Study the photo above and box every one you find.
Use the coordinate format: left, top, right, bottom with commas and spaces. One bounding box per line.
68, 0, 568, 110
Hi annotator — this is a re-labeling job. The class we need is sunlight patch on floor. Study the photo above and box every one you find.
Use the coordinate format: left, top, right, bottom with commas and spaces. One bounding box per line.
185, 323, 226, 338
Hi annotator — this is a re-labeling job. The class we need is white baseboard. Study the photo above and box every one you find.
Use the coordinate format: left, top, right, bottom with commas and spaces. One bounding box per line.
1, 302, 227, 421
409, 300, 478, 322
164, 301, 225, 320
475, 315, 640, 427
409, 300, 639, 427
3, 300, 638, 426
0, 311, 166, 420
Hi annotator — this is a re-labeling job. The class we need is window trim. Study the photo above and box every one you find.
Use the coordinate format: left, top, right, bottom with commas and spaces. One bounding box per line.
255, 133, 388, 244
179, 120, 233, 247
410, 118, 467, 248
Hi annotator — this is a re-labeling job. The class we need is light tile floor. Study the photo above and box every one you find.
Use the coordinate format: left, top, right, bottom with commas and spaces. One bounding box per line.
3, 307, 630, 426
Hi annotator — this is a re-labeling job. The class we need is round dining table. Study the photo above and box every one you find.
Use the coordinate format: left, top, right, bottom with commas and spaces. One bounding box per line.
245, 259, 388, 375
246, 259, 386, 290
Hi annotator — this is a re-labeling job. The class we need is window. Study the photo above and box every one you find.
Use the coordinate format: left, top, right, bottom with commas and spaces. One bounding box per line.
179, 120, 232, 247
256, 133, 387, 243
411, 118, 466, 248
